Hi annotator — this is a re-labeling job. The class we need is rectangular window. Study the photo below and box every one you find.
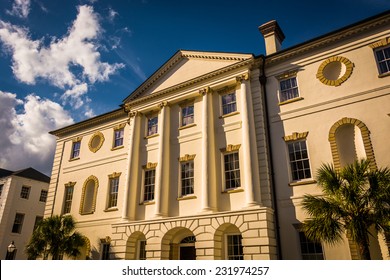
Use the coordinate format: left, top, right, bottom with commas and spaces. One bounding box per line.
0, 184, 3, 197
226, 234, 243, 260
20, 186, 31, 199
298, 231, 324, 260
39, 189, 48, 202
101, 243, 110, 260
375, 46, 390, 75
108, 177, 119, 208
63, 185, 74, 214
71, 141, 81, 159
12, 213, 24, 233
34, 216, 43, 230
287, 140, 311, 181
138, 240, 147, 260
221, 92, 237, 115
147, 116, 158, 136
224, 152, 241, 190
181, 161, 194, 196
279, 76, 299, 102
181, 104, 194, 126
113, 128, 124, 148
143, 169, 156, 202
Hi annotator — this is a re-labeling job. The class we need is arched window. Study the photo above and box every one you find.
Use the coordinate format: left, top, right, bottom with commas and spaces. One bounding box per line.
80, 176, 99, 214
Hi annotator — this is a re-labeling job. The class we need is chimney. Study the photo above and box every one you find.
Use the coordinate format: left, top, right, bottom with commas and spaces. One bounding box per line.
259, 20, 285, 55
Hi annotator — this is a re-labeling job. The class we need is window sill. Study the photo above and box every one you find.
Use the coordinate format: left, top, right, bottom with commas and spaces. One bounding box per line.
80, 211, 94, 215
378, 72, 390, 78
177, 195, 197, 201
178, 123, 196, 130
219, 111, 239, 119
144, 133, 159, 140
104, 207, 118, 212
111, 145, 124, 151
140, 200, 155, 205
69, 157, 80, 162
289, 179, 317, 187
222, 187, 244, 194
279, 97, 304, 106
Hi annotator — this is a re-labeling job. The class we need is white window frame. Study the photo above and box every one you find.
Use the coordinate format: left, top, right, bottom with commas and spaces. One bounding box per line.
12, 213, 25, 234
146, 115, 158, 137
180, 160, 194, 197
287, 140, 312, 182
223, 151, 241, 191
374, 45, 390, 75
221, 92, 237, 116
20, 185, 31, 199
297, 230, 324, 260
70, 140, 81, 159
225, 234, 243, 260
137, 240, 147, 260
39, 189, 48, 202
279, 76, 299, 103
180, 103, 195, 127
63, 184, 74, 214
107, 177, 119, 209
113, 127, 124, 148
143, 168, 156, 202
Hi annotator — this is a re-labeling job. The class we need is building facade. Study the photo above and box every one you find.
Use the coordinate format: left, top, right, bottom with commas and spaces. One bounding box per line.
260, 12, 390, 259
45, 11, 390, 260
0, 168, 50, 260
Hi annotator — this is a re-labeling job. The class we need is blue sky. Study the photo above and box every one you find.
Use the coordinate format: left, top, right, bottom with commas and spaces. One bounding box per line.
0, 0, 389, 175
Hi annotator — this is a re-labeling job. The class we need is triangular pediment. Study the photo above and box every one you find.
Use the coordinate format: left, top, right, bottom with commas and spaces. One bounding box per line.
123, 50, 253, 103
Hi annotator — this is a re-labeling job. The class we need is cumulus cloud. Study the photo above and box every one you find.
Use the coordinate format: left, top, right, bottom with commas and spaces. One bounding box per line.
0, 5, 124, 109
0, 91, 74, 175
7, 0, 31, 18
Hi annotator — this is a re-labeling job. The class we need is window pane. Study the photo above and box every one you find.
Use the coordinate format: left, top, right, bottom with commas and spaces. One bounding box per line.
287, 140, 311, 181
280, 77, 299, 102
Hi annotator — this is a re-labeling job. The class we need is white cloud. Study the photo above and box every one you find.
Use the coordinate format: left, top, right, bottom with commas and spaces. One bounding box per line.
0, 5, 124, 109
7, 0, 31, 18
0, 91, 73, 175
108, 8, 118, 22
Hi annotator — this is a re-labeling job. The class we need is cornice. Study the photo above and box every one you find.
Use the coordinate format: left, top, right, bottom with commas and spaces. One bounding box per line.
265, 12, 390, 66
123, 50, 253, 103
124, 58, 254, 108
50, 108, 127, 137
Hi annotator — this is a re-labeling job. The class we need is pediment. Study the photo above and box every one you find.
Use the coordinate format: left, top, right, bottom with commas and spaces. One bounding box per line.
123, 50, 253, 103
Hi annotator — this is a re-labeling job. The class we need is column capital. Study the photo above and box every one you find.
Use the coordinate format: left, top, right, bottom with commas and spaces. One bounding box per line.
236, 72, 250, 84
124, 103, 132, 113
158, 101, 169, 109
199, 86, 213, 96
129, 111, 139, 118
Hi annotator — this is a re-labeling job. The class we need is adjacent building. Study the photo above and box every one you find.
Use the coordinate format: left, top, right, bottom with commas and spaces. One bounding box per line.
45, 11, 390, 260
0, 168, 50, 260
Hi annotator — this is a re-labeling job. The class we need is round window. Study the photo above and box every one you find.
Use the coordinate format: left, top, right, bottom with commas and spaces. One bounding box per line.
316, 56, 354, 86
88, 132, 104, 153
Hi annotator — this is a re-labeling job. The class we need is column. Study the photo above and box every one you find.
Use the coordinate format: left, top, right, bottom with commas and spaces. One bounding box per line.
237, 73, 259, 207
122, 108, 141, 220
155, 101, 170, 217
200, 87, 216, 212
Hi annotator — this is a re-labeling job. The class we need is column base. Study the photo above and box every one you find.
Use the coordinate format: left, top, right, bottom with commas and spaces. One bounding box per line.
243, 202, 262, 210
199, 207, 217, 214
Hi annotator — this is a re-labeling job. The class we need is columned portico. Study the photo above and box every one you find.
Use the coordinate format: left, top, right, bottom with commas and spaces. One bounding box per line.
236, 73, 261, 207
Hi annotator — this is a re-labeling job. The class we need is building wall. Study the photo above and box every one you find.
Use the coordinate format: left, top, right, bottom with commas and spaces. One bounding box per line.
265, 21, 390, 259
0, 175, 48, 260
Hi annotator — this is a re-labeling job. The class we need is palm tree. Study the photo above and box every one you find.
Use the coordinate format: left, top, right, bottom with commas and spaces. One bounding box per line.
25, 215, 86, 260
302, 159, 390, 260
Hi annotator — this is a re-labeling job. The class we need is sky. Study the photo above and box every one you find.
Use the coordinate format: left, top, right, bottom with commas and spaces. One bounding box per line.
0, 0, 389, 176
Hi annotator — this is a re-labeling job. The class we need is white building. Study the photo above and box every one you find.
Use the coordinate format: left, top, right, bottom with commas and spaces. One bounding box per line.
0, 168, 50, 260
260, 11, 390, 259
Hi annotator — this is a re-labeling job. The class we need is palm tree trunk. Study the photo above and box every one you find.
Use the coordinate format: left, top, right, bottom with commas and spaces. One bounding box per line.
358, 239, 371, 260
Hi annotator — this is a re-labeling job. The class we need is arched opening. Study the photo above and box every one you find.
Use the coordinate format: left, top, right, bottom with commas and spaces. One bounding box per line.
214, 223, 243, 260
80, 176, 99, 214
328, 118, 376, 170
161, 227, 195, 260
125, 232, 147, 260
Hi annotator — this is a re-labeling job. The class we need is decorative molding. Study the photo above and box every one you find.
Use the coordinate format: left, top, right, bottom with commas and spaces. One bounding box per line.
178, 154, 196, 162
316, 56, 354, 86
328, 117, 377, 170
369, 36, 390, 48
220, 144, 241, 153
283, 132, 309, 142
235, 72, 250, 83
88, 131, 105, 153
72, 136, 83, 142
199, 86, 212, 96
64, 181, 76, 188
142, 162, 158, 169
216, 85, 237, 95
114, 123, 126, 130
158, 101, 168, 109
80, 175, 99, 215
108, 172, 122, 179
100, 236, 111, 244
275, 69, 299, 80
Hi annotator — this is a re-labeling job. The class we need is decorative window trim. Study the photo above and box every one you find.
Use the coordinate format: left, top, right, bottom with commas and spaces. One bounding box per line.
283, 132, 309, 142
220, 144, 241, 153
221, 146, 242, 191
88, 131, 105, 153
369, 36, 390, 49
63, 182, 75, 215
108, 172, 122, 179
178, 154, 196, 162
275, 69, 299, 80
145, 114, 159, 138
328, 117, 377, 171
142, 162, 158, 169
112, 124, 125, 150
141, 163, 157, 203
316, 56, 354, 86
220, 92, 238, 116
107, 173, 121, 209
70, 137, 82, 160
79, 175, 99, 215
179, 102, 195, 128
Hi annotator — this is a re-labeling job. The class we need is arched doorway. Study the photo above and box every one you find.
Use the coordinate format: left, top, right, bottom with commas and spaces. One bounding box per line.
179, 236, 196, 260
161, 227, 196, 260
214, 223, 243, 260
125, 232, 147, 260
